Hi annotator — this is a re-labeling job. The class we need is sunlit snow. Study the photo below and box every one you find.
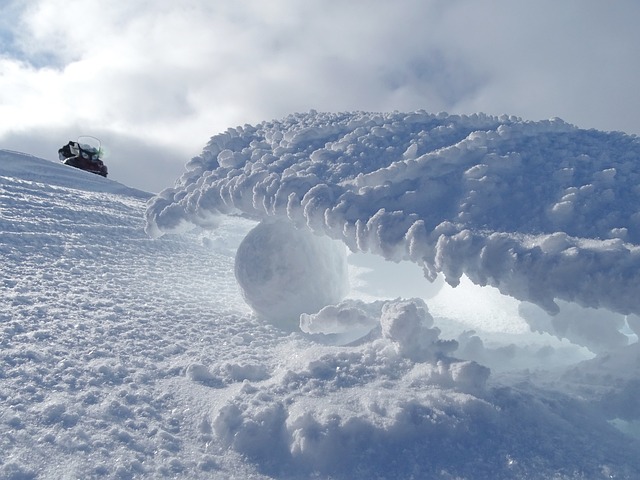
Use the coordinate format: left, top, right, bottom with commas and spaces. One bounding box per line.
3, 109, 640, 479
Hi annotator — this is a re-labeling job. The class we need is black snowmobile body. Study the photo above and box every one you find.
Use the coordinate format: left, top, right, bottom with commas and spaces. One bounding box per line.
59, 137, 108, 177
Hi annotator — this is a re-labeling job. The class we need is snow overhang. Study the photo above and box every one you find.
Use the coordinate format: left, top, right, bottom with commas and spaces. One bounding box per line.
145, 110, 640, 316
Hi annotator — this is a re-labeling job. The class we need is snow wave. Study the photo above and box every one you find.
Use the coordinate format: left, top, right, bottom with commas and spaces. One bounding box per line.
145, 110, 640, 316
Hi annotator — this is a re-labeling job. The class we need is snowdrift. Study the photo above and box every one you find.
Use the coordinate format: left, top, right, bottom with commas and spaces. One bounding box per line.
146, 111, 640, 320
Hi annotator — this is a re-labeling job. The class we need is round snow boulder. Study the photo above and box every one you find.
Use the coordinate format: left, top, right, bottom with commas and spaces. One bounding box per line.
234, 220, 349, 330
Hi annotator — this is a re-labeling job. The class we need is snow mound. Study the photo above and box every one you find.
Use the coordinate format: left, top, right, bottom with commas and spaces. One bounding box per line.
145, 111, 640, 319
379, 298, 457, 362
211, 298, 638, 479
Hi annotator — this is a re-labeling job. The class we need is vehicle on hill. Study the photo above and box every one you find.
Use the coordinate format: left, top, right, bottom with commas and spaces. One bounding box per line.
58, 136, 108, 177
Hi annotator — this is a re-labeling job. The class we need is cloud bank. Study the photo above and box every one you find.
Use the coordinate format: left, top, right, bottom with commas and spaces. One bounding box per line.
2, 1, 640, 191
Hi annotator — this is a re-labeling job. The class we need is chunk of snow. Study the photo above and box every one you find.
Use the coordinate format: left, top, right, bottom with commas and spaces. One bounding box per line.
380, 298, 457, 361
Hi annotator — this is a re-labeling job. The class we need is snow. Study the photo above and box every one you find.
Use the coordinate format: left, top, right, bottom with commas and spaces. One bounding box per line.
147, 111, 640, 319
234, 219, 349, 331
3, 108, 640, 479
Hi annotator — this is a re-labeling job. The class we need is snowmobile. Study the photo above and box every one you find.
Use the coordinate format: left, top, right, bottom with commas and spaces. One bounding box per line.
58, 136, 108, 177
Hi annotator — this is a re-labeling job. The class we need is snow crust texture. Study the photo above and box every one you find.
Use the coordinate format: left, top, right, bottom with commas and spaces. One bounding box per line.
146, 111, 640, 317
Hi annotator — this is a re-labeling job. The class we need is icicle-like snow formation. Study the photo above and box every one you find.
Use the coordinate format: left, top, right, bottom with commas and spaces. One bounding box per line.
145, 110, 640, 316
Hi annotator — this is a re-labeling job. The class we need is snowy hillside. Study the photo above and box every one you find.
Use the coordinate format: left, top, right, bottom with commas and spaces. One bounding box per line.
0, 152, 258, 478
2, 108, 640, 480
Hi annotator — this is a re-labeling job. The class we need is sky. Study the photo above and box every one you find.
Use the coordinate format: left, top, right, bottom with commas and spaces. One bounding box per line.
1, 0, 640, 193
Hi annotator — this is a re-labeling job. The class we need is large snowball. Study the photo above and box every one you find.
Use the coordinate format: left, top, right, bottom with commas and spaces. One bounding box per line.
234, 220, 349, 330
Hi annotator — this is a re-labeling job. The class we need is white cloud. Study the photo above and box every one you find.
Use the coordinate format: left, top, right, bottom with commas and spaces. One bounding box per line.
1, 0, 639, 192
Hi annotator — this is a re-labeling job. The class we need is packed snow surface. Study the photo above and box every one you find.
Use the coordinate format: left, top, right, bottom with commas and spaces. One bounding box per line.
3, 106, 640, 480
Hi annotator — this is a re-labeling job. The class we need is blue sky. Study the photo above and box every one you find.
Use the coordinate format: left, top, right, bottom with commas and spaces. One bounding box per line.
1, 0, 639, 192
